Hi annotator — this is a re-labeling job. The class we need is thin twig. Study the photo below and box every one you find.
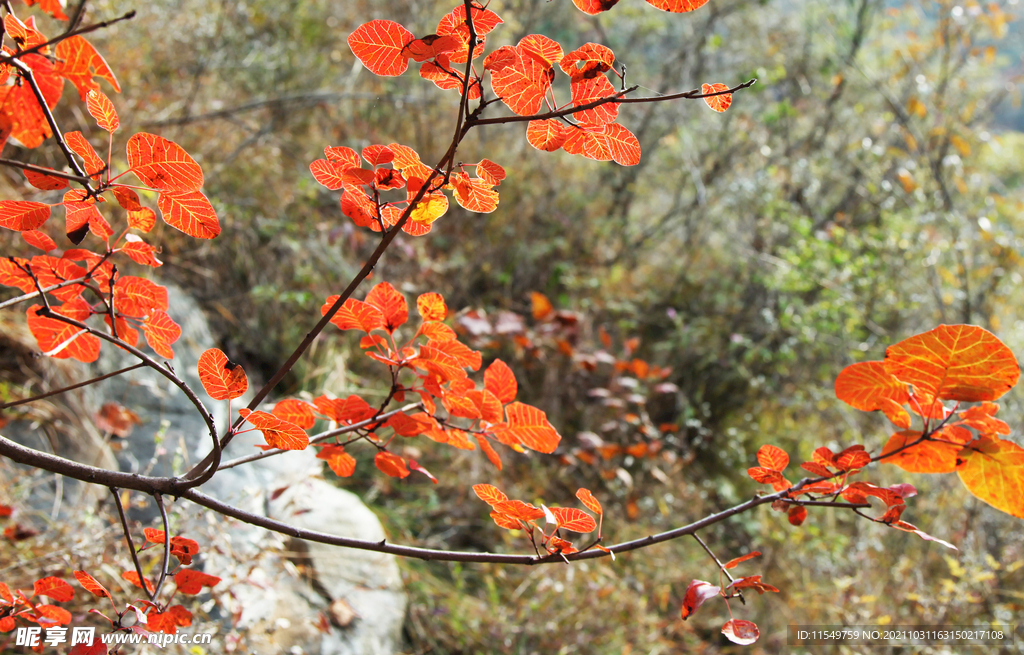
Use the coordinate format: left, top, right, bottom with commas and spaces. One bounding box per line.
691, 532, 745, 605
152, 494, 172, 598
0, 10, 136, 60
0, 362, 145, 410
0, 157, 91, 183
111, 487, 155, 602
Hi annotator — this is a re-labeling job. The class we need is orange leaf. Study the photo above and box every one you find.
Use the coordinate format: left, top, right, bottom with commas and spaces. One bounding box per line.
484, 359, 518, 404
65, 131, 104, 179
550, 507, 596, 532
881, 426, 971, 473
317, 445, 357, 477
576, 488, 603, 515
313, 395, 376, 424
956, 436, 1024, 518
473, 483, 508, 506
0, 200, 50, 231
495, 402, 561, 453
239, 408, 309, 450
530, 291, 554, 320
957, 402, 1010, 435
884, 325, 1020, 402
721, 619, 759, 645
562, 123, 612, 161
121, 570, 154, 594
143, 310, 181, 359
485, 44, 552, 116
170, 536, 199, 565
272, 399, 316, 429
723, 551, 761, 570
416, 292, 447, 322
309, 158, 347, 190
26, 303, 100, 362
86, 89, 119, 132
113, 276, 168, 318
32, 604, 72, 626
365, 281, 408, 332
451, 172, 499, 213
755, 444, 789, 472
788, 505, 807, 526
54, 35, 119, 101
560, 43, 614, 81
747, 467, 784, 485
835, 361, 911, 428
604, 123, 641, 166
680, 580, 719, 620
173, 569, 220, 595
835, 446, 871, 471
33, 577, 73, 602
728, 575, 780, 594
127, 133, 204, 192
120, 235, 163, 267
494, 499, 545, 521
701, 83, 732, 112
73, 571, 111, 600
144, 527, 165, 543
197, 348, 248, 400
347, 20, 414, 77
475, 435, 503, 470
146, 604, 192, 634
526, 119, 567, 152
23, 169, 68, 191
157, 191, 220, 239
321, 296, 385, 333
519, 34, 564, 65
374, 450, 410, 478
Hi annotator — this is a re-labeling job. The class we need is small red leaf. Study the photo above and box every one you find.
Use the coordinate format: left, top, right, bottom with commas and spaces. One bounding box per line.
173, 569, 220, 595
721, 619, 759, 645
197, 348, 248, 400
374, 450, 410, 478
680, 580, 720, 620
701, 83, 732, 112
33, 577, 74, 602
348, 20, 414, 77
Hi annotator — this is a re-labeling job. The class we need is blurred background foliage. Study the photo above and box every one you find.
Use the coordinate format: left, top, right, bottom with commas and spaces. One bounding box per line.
3, 0, 1024, 650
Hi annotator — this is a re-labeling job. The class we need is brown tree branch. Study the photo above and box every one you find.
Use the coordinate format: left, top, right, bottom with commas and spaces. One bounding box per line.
0, 362, 145, 410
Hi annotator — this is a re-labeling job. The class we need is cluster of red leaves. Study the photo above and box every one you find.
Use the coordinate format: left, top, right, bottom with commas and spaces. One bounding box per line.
832, 324, 1023, 519
0, 12, 220, 364
207, 283, 562, 483
679, 551, 778, 645
473, 484, 608, 556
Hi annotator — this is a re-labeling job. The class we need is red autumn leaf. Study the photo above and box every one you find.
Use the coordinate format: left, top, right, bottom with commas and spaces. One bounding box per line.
361, 144, 395, 167
21, 230, 56, 251
494, 499, 546, 522
571, 74, 619, 125
374, 450, 410, 478
429, 337, 481, 370
348, 20, 414, 77
701, 83, 732, 112
23, 169, 68, 190
473, 483, 508, 506
526, 119, 568, 152
723, 551, 762, 569
365, 281, 408, 332
86, 89, 119, 132
484, 359, 518, 404
788, 505, 808, 526
647, 0, 711, 11
415, 344, 471, 383
519, 34, 564, 65
576, 488, 603, 515
550, 507, 597, 532
114, 276, 169, 318
0, 200, 51, 231
721, 619, 759, 645
65, 131, 104, 179
466, 389, 504, 423
157, 191, 220, 239
680, 580, 720, 620
416, 292, 447, 321
309, 158, 348, 190
728, 575, 780, 594
443, 393, 481, 420
956, 436, 1024, 519
756, 444, 789, 472
884, 325, 1020, 402
747, 467, 784, 485
494, 402, 561, 453
239, 408, 309, 450
491, 510, 522, 530
26, 304, 100, 362
54, 35, 119, 101
170, 536, 200, 564
800, 461, 834, 477
408, 458, 438, 483
121, 570, 154, 594
32, 604, 72, 626
173, 569, 220, 595
23, 0, 69, 21
197, 348, 248, 400
562, 123, 612, 161
120, 235, 163, 267
4, 14, 46, 50
560, 43, 615, 81
475, 435, 503, 470
73, 571, 111, 600
325, 145, 361, 167
476, 159, 506, 186
388, 412, 429, 436
403, 34, 462, 62
33, 577, 74, 602
438, 3, 504, 38
451, 172, 499, 213
485, 44, 552, 116
127, 133, 204, 192
835, 360, 912, 428
317, 445, 357, 477
604, 123, 641, 166
146, 604, 192, 634
388, 143, 434, 180
143, 310, 181, 358
835, 446, 871, 471
957, 402, 1010, 435
272, 399, 316, 430
321, 296, 386, 333
313, 394, 376, 424
881, 426, 972, 473
888, 520, 958, 550
144, 527, 165, 543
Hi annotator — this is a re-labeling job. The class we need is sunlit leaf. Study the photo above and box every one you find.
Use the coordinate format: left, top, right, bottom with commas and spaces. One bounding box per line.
143, 310, 181, 358
721, 619, 759, 645
127, 133, 204, 192
26, 303, 100, 362
956, 436, 1024, 518
526, 119, 567, 152
646, 0, 711, 12
374, 450, 410, 478
701, 83, 732, 112
680, 580, 719, 620
881, 426, 972, 473
756, 444, 789, 472
723, 551, 761, 569
484, 359, 517, 404
485, 45, 552, 116
197, 348, 248, 400
54, 35, 119, 101
33, 577, 74, 602
272, 399, 316, 429
835, 361, 911, 428
550, 507, 596, 532
174, 570, 220, 595
86, 89, 119, 132
239, 408, 309, 450
473, 483, 508, 506
157, 191, 220, 239
494, 402, 561, 453
347, 20, 414, 77
365, 281, 408, 332
73, 571, 111, 600
317, 445, 357, 477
